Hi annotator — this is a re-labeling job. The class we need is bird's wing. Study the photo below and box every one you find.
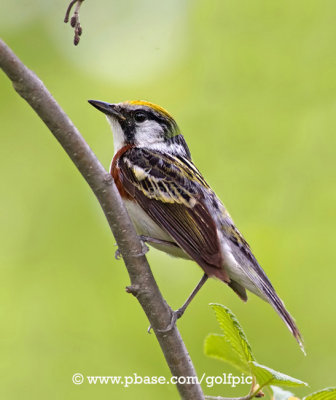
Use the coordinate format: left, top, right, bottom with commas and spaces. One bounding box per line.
118, 147, 230, 282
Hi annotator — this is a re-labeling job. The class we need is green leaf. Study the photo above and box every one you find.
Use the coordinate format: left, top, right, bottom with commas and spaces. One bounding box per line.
303, 387, 336, 400
250, 361, 308, 389
210, 303, 254, 364
205, 304, 307, 396
204, 333, 251, 374
271, 385, 298, 400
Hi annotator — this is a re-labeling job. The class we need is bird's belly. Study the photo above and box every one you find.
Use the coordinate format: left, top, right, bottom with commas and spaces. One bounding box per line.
123, 200, 190, 260
124, 200, 171, 240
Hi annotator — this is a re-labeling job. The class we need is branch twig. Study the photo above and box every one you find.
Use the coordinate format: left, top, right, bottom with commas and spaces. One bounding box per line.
205, 393, 259, 400
64, 0, 84, 45
0, 39, 204, 400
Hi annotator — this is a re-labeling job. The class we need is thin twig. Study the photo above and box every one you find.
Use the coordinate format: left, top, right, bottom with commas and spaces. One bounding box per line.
205, 379, 265, 400
0, 39, 204, 400
205, 396, 251, 400
64, 0, 84, 45
205, 390, 260, 400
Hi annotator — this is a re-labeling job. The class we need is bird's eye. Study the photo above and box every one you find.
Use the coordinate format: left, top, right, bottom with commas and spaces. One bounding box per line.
134, 111, 147, 123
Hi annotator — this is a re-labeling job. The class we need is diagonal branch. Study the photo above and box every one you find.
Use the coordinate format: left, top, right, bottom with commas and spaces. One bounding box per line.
0, 39, 204, 400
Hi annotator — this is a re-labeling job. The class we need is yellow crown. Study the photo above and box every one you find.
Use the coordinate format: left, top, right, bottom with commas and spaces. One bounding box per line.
126, 100, 173, 120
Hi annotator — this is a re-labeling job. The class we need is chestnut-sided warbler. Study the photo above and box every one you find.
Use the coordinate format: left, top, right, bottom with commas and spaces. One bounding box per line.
89, 99, 303, 351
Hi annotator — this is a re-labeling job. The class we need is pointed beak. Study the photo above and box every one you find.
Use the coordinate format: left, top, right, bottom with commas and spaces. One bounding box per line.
88, 100, 126, 121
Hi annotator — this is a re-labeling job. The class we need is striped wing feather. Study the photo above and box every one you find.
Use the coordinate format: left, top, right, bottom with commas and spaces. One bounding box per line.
119, 148, 229, 282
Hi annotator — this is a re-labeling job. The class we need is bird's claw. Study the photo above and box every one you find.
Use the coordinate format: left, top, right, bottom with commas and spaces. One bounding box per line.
148, 309, 184, 334
114, 247, 122, 260
134, 240, 149, 257
114, 238, 149, 260
157, 311, 178, 333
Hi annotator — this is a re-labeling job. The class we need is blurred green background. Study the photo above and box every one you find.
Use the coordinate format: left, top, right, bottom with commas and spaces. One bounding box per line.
1, 1, 335, 399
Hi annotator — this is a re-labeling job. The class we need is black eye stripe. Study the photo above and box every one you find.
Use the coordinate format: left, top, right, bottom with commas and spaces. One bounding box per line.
134, 108, 166, 123
128, 107, 179, 138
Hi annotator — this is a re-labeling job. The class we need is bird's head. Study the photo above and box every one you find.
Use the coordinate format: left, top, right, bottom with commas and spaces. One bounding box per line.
88, 100, 186, 156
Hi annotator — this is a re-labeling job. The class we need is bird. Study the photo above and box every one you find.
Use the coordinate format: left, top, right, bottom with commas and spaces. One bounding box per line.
88, 99, 304, 352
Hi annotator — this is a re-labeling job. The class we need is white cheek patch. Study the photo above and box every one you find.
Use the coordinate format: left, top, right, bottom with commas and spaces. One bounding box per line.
106, 116, 125, 154
135, 120, 164, 148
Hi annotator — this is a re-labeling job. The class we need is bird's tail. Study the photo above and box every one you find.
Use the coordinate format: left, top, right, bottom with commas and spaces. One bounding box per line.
220, 225, 305, 352
261, 284, 305, 354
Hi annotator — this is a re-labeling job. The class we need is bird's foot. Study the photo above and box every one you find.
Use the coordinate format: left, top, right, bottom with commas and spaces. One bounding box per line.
114, 246, 122, 260
134, 240, 149, 257
147, 274, 208, 333
114, 238, 149, 260
148, 307, 185, 334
